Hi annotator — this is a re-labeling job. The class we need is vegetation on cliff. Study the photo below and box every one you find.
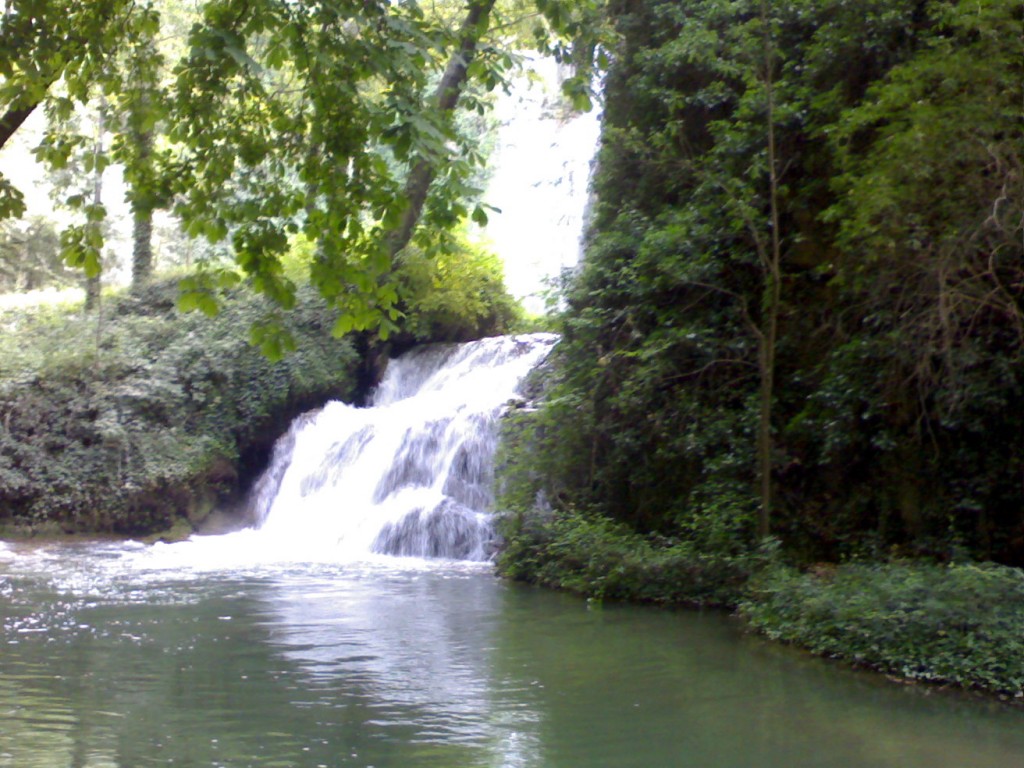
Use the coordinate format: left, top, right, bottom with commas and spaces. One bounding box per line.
0, 280, 361, 536
496, 0, 1023, 697
498, 0, 1023, 567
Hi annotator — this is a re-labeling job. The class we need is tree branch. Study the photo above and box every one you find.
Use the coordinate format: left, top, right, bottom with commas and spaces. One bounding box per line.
0, 103, 38, 153
387, 0, 497, 262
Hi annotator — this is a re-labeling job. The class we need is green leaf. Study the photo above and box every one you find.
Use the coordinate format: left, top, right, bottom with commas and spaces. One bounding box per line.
0, 176, 27, 220
196, 294, 220, 317
332, 314, 354, 337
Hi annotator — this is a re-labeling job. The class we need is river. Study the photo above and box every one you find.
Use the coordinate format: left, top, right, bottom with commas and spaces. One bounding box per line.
2, 542, 1023, 768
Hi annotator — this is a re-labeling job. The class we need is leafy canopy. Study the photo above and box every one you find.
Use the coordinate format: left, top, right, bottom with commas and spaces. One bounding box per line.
0, 0, 608, 345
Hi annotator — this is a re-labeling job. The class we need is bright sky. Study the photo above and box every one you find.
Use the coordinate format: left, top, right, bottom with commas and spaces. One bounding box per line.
479, 56, 601, 313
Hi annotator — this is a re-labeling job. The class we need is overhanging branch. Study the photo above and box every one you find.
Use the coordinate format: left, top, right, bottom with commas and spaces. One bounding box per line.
386, 0, 497, 262
0, 102, 38, 152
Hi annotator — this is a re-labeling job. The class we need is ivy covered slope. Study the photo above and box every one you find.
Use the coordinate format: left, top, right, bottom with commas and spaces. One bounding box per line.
0, 281, 361, 538
741, 561, 1024, 697
495, 0, 1023, 693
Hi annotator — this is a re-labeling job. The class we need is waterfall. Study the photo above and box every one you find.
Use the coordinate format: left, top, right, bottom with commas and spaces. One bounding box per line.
210, 60, 598, 567
243, 333, 558, 562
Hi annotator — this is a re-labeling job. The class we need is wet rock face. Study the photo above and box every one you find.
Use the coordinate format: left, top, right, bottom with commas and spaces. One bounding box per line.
372, 500, 492, 561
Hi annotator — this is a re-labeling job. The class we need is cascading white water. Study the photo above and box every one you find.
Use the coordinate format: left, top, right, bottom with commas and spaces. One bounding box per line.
190, 60, 598, 567
243, 333, 558, 562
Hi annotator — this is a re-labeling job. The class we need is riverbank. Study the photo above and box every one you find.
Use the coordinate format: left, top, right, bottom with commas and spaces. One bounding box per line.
741, 560, 1024, 703
494, 510, 1024, 703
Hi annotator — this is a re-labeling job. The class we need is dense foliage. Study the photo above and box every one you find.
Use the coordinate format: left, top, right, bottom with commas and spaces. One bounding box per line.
742, 562, 1024, 697
1, 0, 604, 337
0, 280, 360, 535
0, 217, 71, 291
391, 230, 523, 343
497, 502, 767, 607
498, 0, 1023, 581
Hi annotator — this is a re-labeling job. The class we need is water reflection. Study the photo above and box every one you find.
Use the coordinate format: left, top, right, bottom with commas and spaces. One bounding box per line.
1, 548, 545, 767
255, 567, 543, 762
490, 587, 1024, 768
1, 545, 1023, 768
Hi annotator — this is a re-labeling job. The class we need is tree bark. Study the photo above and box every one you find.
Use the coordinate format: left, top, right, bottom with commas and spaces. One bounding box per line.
386, 0, 497, 262
0, 103, 38, 153
757, 0, 782, 540
131, 206, 154, 285
130, 127, 155, 286
85, 107, 105, 313
0, 2, 131, 149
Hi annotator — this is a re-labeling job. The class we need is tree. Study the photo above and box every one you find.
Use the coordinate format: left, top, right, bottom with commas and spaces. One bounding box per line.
830, 0, 1023, 378
117, 21, 166, 287
0, 1, 143, 217
386, 0, 499, 263
42, 99, 114, 308
165, 0, 602, 351
0, 216, 67, 290
504, 0, 1024, 567
820, 0, 1024, 543
695, 0, 788, 539
7, 0, 173, 295
3, 0, 605, 348
84, 102, 107, 312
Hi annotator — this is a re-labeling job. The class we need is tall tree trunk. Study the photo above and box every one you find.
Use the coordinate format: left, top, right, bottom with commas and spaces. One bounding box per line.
386, 0, 497, 262
85, 106, 105, 313
0, 103, 38, 152
0, 4, 41, 151
757, 0, 782, 540
131, 206, 154, 285
0, 2, 128, 153
130, 127, 155, 286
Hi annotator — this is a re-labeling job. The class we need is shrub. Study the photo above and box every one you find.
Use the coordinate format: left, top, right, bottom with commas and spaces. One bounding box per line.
390, 233, 521, 343
497, 508, 767, 608
494, 356, 765, 607
741, 561, 1024, 697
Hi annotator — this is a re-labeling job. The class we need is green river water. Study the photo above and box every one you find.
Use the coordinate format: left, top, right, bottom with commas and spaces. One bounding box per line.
1, 540, 1022, 767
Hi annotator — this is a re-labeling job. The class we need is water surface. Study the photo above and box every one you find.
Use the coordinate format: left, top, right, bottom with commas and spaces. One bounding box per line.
2, 541, 1022, 768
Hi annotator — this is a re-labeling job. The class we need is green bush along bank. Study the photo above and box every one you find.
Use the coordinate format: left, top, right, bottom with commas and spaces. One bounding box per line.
742, 562, 1024, 699
497, 413, 1024, 699
0, 280, 361, 537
